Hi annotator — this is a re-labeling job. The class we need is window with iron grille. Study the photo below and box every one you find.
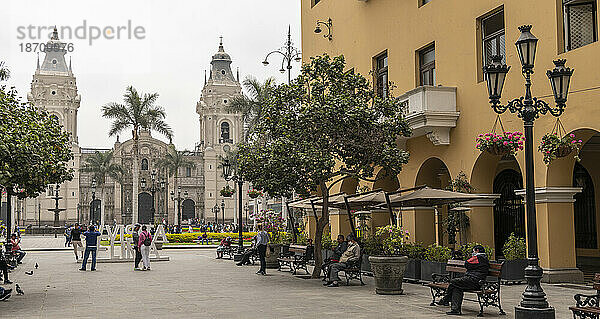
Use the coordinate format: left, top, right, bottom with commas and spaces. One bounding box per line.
564, 0, 597, 51
186, 167, 192, 177
374, 52, 388, 97
482, 10, 506, 66
419, 45, 435, 86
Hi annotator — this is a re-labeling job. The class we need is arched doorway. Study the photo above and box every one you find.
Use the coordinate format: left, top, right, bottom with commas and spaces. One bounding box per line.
340, 178, 359, 195
414, 157, 451, 245
574, 162, 597, 249
493, 169, 525, 256
90, 199, 101, 224
182, 199, 195, 222
138, 192, 153, 224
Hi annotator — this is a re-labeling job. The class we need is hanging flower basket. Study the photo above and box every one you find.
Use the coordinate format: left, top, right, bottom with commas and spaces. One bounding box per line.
476, 132, 524, 156
539, 132, 582, 164
247, 189, 262, 199
220, 185, 235, 197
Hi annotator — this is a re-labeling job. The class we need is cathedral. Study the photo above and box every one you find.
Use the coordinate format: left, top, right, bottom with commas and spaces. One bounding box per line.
18, 29, 249, 226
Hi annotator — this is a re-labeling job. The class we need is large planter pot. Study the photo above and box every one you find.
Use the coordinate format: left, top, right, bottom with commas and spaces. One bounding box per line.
403, 258, 422, 281
361, 254, 371, 272
421, 260, 447, 282
265, 243, 281, 269
369, 256, 408, 295
500, 259, 527, 284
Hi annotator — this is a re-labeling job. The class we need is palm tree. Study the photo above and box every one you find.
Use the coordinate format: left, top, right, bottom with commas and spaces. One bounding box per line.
102, 86, 173, 223
0, 61, 11, 81
156, 144, 196, 225
80, 151, 124, 225
228, 76, 274, 141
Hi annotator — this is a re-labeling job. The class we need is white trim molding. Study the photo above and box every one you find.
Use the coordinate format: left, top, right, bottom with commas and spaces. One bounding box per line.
514, 187, 582, 203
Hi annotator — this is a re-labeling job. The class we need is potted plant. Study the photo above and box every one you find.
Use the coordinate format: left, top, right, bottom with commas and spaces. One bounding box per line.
220, 185, 235, 198
397, 242, 425, 282
252, 209, 286, 268
459, 242, 494, 260
539, 132, 583, 164
247, 189, 263, 199
476, 131, 524, 156
421, 244, 452, 282
500, 233, 527, 284
368, 225, 410, 295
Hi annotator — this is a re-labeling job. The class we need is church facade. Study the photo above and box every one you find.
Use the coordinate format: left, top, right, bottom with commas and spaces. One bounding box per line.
19, 30, 247, 226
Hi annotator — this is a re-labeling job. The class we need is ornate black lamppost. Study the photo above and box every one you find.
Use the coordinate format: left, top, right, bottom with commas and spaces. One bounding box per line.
222, 158, 245, 259
483, 25, 573, 319
141, 169, 166, 224
220, 199, 225, 229
262, 25, 302, 85
90, 178, 97, 224
170, 186, 187, 226
212, 204, 220, 228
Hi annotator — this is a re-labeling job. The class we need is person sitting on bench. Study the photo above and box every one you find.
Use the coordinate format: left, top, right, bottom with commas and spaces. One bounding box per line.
437, 244, 490, 315
321, 234, 347, 279
236, 237, 257, 266
323, 234, 360, 287
10, 234, 25, 264
216, 237, 232, 259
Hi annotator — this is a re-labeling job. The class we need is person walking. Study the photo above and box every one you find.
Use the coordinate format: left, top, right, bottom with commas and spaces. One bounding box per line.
64, 226, 72, 247
138, 225, 152, 271
255, 224, 269, 276
71, 224, 83, 261
132, 224, 142, 270
79, 225, 101, 271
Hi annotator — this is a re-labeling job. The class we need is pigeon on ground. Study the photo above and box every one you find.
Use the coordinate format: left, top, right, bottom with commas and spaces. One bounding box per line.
35, 263, 38, 269
25, 271, 33, 276
15, 284, 23, 295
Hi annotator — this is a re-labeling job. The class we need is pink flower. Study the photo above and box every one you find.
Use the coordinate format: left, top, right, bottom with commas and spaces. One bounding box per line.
578, 140, 582, 143
503, 141, 508, 145
570, 133, 575, 138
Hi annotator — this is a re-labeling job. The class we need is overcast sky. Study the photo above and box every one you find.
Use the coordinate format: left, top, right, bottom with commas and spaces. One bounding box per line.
0, 0, 301, 150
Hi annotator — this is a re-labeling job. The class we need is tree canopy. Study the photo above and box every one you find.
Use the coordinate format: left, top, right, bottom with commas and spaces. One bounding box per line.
0, 71, 73, 198
237, 54, 411, 277
80, 150, 124, 185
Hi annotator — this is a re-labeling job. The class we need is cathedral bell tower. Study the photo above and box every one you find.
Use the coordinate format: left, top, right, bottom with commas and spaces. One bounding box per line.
196, 39, 246, 224
25, 26, 81, 225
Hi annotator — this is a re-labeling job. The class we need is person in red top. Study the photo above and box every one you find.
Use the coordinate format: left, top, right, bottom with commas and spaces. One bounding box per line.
138, 226, 152, 271
216, 237, 232, 259
437, 245, 490, 315
10, 234, 25, 264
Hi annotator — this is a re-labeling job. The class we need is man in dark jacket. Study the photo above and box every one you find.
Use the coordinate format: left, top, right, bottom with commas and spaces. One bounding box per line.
438, 245, 489, 315
321, 235, 347, 278
132, 224, 142, 270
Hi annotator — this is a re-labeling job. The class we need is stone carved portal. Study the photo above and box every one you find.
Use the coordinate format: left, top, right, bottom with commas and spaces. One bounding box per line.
95, 224, 170, 262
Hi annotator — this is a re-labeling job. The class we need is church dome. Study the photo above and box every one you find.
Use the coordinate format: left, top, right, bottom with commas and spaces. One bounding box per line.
212, 39, 231, 62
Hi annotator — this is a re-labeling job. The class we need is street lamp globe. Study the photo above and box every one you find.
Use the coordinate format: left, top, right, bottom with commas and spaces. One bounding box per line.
160, 178, 166, 190
151, 169, 157, 181
483, 55, 510, 104
314, 25, 322, 34
279, 68, 286, 74
547, 59, 574, 107
515, 25, 538, 72
140, 178, 147, 189
262, 60, 269, 66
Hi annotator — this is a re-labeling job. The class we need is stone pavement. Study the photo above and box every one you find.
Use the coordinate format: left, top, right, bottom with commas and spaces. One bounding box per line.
0, 249, 581, 318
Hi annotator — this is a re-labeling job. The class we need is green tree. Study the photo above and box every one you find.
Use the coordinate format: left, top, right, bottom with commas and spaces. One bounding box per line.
80, 150, 124, 224
0, 65, 73, 237
237, 54, 411, 277
156, 144, 196, 224
102, 86, 173, 223
0, 62, 9, 81
228, 76, 275, 140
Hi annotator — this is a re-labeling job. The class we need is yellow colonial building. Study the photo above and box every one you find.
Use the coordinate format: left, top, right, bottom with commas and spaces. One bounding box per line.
301, 0, 600, 283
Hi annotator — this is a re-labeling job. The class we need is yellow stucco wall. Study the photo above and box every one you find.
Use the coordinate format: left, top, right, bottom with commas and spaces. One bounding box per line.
302, 0, 600, 273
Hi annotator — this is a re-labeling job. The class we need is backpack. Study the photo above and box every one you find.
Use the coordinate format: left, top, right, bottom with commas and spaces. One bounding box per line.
143, 233, 152, 246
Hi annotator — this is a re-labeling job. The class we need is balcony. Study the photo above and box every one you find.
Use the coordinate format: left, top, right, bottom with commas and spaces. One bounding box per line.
398, 86, 459, 146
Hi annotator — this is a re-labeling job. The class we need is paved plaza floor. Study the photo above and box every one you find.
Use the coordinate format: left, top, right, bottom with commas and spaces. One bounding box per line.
0, 249, 582, 318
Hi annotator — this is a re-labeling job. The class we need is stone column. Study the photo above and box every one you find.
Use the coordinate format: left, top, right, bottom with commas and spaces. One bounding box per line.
369, 209, 391, 235
400, 207, 435, 246
515, 187, 583, 283
463, 194, 500, 253
330, 209, 352, 240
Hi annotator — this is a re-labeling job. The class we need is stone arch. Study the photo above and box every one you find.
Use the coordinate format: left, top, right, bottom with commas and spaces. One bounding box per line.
546, 128, 598, 187
372, 168, 400, 192
138, 192, 153, 224
340, 177, 359, 195
182, 199, 196, 222
415, 157, 451, 188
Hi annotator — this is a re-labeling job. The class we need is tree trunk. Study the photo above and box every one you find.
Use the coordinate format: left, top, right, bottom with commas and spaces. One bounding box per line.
5, 192, 11, 242
310, 182, 330, 279
100, 185, 105, 226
